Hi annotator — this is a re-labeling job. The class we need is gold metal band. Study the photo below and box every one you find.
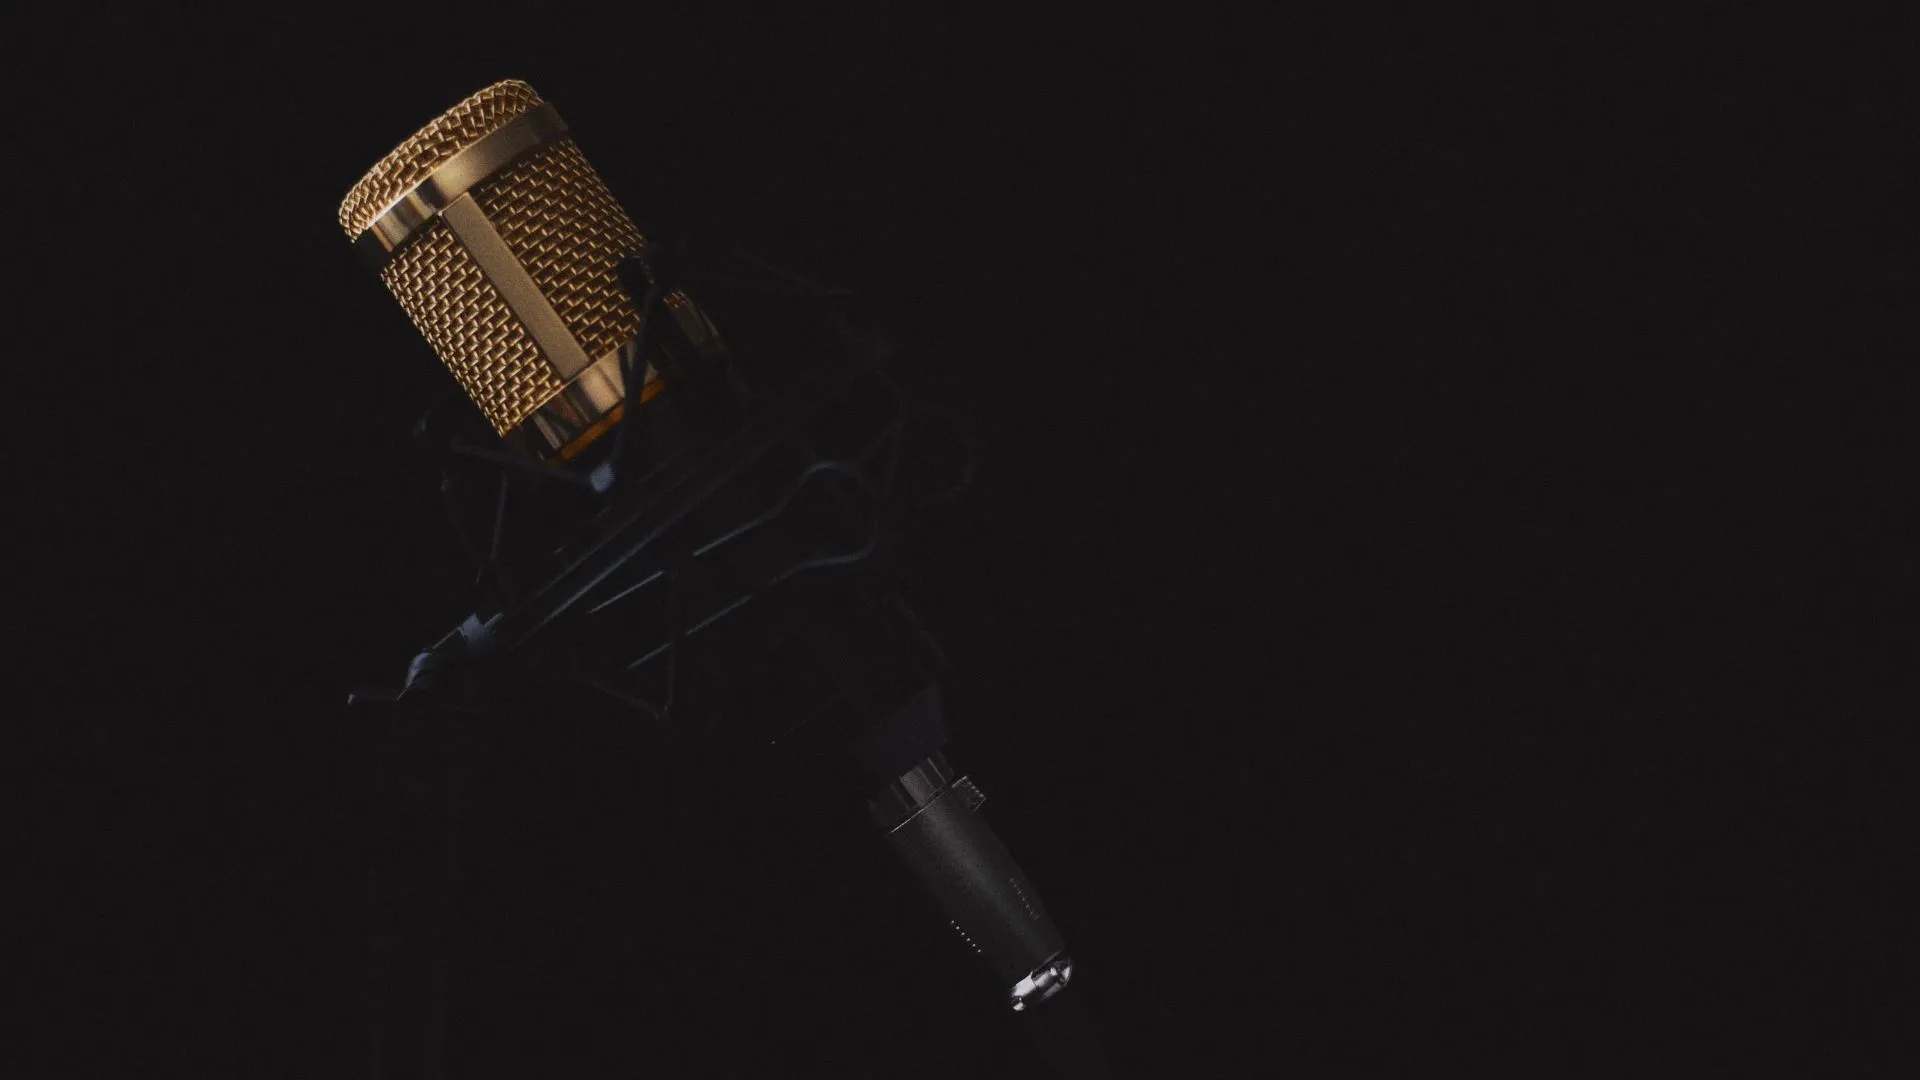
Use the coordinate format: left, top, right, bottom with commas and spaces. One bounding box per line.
523, 343, 630, 451
510, 340, 675, 457
508, 286, 727, 459
353, 103, 567, 263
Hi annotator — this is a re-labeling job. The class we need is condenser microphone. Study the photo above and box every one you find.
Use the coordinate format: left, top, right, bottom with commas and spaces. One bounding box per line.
337, 75, 1077, 1042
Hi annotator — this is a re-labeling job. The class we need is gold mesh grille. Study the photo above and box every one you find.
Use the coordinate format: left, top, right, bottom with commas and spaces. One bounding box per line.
475, 137, 646, 363
338, 80, 545, 237
378, 218, 563, 433
340, 79, 650, 440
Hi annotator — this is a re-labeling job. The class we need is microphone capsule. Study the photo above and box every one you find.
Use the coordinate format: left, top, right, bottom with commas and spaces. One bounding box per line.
339, 80, 669, 461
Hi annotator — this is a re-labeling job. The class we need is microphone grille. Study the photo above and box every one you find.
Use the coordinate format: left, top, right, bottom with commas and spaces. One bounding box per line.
337, 79, 545, 238
337, 80, 649, 442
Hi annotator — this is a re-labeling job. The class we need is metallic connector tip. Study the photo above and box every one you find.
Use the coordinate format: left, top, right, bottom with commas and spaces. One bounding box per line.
1009, 953, 1073, 1011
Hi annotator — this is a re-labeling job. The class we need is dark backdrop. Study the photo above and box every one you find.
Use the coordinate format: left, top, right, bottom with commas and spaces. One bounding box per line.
15, 8, 1911, 1077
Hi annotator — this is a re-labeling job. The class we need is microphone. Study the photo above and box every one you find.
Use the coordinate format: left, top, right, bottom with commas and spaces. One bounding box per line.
337, 79, 1078, 1068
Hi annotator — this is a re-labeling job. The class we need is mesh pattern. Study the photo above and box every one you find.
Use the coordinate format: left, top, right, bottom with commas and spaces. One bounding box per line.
339, 80, 545, 237
378, 218, 563, 433
474, 137, 646, 362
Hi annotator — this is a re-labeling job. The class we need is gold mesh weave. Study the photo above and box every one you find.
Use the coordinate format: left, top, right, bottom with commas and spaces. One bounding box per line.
338, 80, 545, 237
378, 218, 563, 433
474, 137, 646, 363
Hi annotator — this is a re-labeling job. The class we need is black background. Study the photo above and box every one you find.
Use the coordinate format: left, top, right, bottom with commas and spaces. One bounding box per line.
14, 7, 1913, 1077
